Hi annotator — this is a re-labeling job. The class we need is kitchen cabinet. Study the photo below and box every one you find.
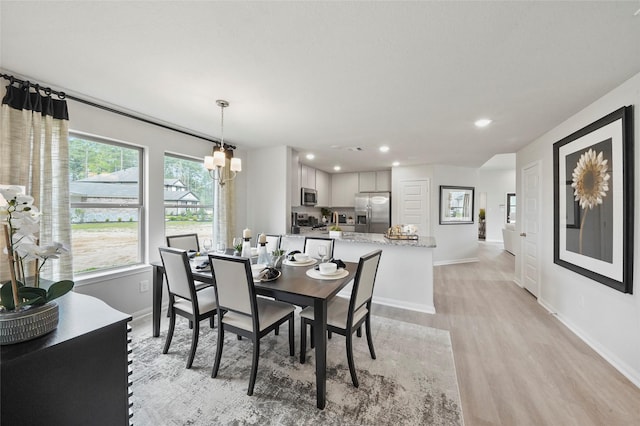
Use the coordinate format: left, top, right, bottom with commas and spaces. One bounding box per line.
316, 169, 330, 206
300, 164, 316, 189
359, 170, 391, 192
331, 172, 359, 207
291, 151, 301, 207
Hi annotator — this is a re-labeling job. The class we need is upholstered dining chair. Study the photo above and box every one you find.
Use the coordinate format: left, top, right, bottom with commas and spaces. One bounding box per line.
208, 254, 296, 396
303, 236, 335, 260
158, 247, 218, 369
299, 249, 382, 388
264, 234, 282, 254
166, 233, 200, 252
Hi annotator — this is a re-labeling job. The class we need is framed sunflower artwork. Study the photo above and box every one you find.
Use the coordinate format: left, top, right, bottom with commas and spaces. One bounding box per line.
553, 106, 634, 294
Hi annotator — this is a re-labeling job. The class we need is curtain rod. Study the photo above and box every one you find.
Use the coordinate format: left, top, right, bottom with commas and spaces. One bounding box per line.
0, 72, 237, 150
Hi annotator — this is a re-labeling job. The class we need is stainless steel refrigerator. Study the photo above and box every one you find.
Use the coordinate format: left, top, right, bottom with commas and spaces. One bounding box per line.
354, 192, 391, 233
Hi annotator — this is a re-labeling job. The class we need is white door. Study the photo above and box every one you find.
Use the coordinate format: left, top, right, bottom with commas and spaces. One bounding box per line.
398, 179, 430, 236
521, 162, 541, 297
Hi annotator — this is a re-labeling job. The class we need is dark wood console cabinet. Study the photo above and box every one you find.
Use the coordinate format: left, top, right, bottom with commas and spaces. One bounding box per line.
1, 292, 132, 425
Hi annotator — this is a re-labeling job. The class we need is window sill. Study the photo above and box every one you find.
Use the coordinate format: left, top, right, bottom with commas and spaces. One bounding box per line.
73, 264, 152, 288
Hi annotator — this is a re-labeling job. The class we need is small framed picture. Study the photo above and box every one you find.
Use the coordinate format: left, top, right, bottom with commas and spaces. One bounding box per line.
553, 106, 634, 294
439, 186, 474, 225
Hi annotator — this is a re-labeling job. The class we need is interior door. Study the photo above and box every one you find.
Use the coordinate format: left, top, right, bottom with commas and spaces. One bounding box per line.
522, 162, 541, 297
398, 180, 429, 236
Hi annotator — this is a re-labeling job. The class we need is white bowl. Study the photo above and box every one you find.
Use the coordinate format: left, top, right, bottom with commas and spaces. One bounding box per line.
318, 262, 337, 275
294, 253, 309, 262
251, 264, 266, 278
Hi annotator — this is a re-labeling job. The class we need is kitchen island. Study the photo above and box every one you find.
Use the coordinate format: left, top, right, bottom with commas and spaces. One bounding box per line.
282, 232, 436, 313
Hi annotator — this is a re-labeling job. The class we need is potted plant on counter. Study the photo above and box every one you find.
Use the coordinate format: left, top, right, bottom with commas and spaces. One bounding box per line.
329, 225, 343, 239
0, 186, 74, 345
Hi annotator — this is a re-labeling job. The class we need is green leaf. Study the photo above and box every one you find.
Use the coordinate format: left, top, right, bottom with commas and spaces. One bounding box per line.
1, 282, 15, 310
46, 280, 74, 302
18, 287, 47, 307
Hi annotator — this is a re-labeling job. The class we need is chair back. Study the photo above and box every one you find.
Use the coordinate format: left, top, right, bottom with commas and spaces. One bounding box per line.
166, 233, 200, 252
159, 247, 196, 301
209, 254, 255, 317
304, 237, 335, 259
264, 234, 281, 254
350, 250, 383, 312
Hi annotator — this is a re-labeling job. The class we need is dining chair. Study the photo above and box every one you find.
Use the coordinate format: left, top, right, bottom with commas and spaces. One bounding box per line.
263, 234, 282, 254
208, 253, 296, 396
299, 249, 382, 388
166, 233, 200, 252
303, 237, 335, 260
158, 247, 218, 369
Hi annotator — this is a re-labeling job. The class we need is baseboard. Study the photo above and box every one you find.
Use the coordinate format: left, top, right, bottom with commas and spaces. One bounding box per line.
538, 297, 640, 389
513, 277, 523, 287
434, 258, 479, 266
132, 306, 154, 322
372, 296, 436, 314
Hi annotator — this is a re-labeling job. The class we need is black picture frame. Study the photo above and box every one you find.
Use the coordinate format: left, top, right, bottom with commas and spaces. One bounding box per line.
439, 186, 474, 225
553, 106, 634, 294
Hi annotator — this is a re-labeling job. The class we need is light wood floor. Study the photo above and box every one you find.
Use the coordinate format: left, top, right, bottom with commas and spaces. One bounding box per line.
372, 242, 640, 426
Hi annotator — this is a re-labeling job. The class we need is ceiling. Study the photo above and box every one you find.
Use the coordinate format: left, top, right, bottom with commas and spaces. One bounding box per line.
1, 1, 639, 173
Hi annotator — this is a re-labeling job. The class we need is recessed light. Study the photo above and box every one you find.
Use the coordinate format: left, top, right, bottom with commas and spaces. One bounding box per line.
475, 119, 492, 128
379, 146, 390, 153
392, 161, 400, 167
306, 153, 315, 160
333, 165, 341, 171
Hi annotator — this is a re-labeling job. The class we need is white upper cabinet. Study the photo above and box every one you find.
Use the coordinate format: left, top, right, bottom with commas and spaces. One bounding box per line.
331, 173, 359, 207
291, 152, 301, 207
315, 169, 330, 206
300, 164, 316, 189
358, 170, 391, 192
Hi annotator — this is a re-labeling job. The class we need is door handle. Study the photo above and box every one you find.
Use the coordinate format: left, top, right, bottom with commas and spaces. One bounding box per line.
520, 232, 527, 237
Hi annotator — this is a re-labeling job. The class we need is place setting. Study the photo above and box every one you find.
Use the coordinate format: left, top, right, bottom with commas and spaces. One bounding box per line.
251, 264, 281, 283
282, 251, 318, 267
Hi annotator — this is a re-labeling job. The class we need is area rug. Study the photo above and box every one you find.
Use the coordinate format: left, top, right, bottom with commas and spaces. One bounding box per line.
130, 315, 463, 425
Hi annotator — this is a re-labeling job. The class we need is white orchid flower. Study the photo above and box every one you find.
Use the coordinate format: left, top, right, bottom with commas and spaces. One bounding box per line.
0, 186, 23, 203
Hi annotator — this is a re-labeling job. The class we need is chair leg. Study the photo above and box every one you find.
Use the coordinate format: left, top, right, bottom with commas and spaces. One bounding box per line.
210, 314, 215, 329
365, 315, 376, 359
211, 326, 224, 378
237, 335, 242, 340
346, 332, 359, 388
328, 330, 332, 339
162, 310, 176, 354
186, 320, 199, 369
275, 326, 280, 336
357, 326, 362, 337
288, 316, 294, 356
310, 324, 314, 349
300, 319, 307, 364
247, 339, 260, 396
189, 320, 193, 329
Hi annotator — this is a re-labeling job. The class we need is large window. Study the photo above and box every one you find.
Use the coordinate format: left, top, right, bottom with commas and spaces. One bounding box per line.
69, 134, 143, 274
164, 154, 213, 242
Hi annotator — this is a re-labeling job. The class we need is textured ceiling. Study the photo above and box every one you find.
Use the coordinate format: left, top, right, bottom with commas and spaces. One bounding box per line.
1, 1, 639, 172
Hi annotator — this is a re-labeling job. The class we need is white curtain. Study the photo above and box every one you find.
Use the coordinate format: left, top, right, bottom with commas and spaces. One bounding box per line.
0, 82, 72, 281
212, 157, 236, 248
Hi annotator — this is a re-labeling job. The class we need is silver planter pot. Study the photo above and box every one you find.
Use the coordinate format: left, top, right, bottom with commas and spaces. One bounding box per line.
0, 301, 59, 345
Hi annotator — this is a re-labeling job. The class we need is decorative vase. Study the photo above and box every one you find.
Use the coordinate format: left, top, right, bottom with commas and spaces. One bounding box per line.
0, 301, 59, 345
271, 255, 284, 269
329, 231, 343, 239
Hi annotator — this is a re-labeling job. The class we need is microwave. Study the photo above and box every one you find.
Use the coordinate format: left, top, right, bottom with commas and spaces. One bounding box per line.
301, 187, 317, 206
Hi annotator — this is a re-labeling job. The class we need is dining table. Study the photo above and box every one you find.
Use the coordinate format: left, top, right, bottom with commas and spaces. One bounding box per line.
150, 254, 357, 409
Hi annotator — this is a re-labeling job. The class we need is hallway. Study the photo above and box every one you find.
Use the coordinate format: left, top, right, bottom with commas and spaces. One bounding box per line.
374, 242, 640, 425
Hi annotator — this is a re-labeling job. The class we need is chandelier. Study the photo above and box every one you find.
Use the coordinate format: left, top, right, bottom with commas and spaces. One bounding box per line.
204, 100, 241, 185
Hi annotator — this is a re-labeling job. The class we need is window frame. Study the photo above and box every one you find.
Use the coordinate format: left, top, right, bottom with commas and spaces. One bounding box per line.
69, 131, 145, 275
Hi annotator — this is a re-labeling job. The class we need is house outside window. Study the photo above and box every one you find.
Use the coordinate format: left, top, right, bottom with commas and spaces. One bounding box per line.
69, 134, 143, 274
164, 154, 213, 242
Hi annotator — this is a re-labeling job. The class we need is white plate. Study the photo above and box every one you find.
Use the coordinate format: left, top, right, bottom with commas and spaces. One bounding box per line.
283, 258, 317, 267
305, 268, 349, 280
318, 267, 342, 276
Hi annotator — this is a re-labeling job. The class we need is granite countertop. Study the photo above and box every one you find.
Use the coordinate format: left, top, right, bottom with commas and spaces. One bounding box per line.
286, 231, 436, 248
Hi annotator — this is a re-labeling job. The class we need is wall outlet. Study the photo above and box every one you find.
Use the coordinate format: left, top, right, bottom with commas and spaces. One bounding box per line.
139, 280, 150, 293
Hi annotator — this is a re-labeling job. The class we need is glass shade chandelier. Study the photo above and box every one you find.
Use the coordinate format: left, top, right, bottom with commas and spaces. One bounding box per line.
204, 99, 241, 185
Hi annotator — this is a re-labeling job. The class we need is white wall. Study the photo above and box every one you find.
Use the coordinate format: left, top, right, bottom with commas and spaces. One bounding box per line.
516, 70, 640, 387
59, 98, 247, 316
477, 168, 516, 242
392, 164, 480, 264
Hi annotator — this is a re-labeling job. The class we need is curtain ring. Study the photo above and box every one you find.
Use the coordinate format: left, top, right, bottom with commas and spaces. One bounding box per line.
58, 91, 66, 100
22, 80, 30, 90
44, 87, 52, 96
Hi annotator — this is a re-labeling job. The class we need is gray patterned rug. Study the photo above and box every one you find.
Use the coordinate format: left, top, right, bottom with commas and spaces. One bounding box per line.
131, 314, 463, 425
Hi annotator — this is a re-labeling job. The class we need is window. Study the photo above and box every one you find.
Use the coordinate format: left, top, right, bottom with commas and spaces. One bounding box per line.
164, 154, 213, 242
69, 134, 143, 274
506, 193, 516, 223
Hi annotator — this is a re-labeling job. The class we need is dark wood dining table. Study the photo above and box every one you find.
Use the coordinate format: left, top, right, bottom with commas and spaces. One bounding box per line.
151, 256, 357, 409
